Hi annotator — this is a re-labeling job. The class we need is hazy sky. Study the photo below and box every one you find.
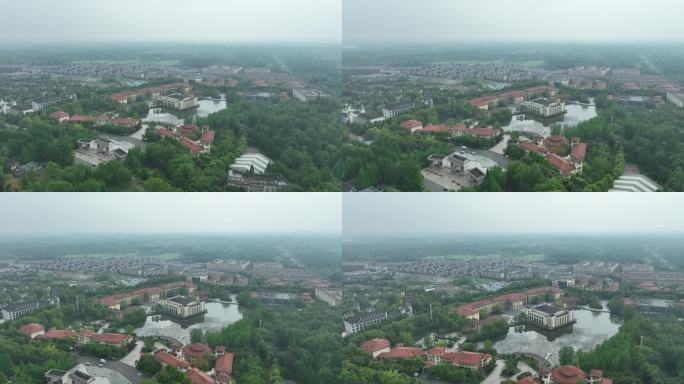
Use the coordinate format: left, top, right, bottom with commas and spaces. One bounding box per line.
0, 0, 340, 43
0, 193, 340, 235
343, 193, 684, 237
343, 0, 684, 44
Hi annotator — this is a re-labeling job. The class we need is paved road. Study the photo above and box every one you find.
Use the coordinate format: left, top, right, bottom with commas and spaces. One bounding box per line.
76, 355, 148, 384
120, 340, 143, 367
481, 359, 505, 384
489, 135, 510, 155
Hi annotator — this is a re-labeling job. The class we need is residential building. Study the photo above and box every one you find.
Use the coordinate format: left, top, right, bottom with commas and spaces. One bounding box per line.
451, 286, 562, 320
522, 304, 575, 330
87, 333, 133, 348
401, 119, 424, 132
49, 111, 70, 122
382, 101, 416, 118
378, 346, 424, 359
361, 338, 391, 358
343, 311, 388, 334
186, 368, 215, 384
99, 282, 196, 310
160, 296, 206, 319
214, 352, 234, 383
21, 323, 45, 339
292, 88, 327, 102
442, 351, 492, 370
524, 98, 566, 117
315, 288, 342, 306
667, 92, 684, 107
154, 350, 190, 371
1, 301, 43, 320
160, 93, 199, 110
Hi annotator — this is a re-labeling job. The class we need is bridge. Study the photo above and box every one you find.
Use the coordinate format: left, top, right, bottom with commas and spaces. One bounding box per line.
575, 305, 611, 313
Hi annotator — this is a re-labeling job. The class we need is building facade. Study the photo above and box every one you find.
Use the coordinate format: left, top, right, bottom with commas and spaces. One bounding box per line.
160, 296, 206, 318
522, 304, 574, 330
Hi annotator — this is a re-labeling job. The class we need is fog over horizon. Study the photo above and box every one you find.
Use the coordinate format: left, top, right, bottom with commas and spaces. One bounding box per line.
0, 0, 341, 44
343, 194, 684, 238
343, 0, 684, 45
0, 193, 341, 236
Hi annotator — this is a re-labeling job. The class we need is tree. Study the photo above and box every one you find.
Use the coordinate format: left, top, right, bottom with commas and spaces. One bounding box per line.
559, 346, 575, 366
136, 354, 161, 376
155, 366, 192, 384
190, 329, 204, 344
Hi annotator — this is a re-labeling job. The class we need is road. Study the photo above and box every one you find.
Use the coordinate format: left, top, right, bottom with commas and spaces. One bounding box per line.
76, 355, 148, 384
489, 135, 511, 155
481, 359, 505, 384
120, 340, 143, 367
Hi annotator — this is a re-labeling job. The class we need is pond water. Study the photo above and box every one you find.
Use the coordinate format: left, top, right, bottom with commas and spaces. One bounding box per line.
491, 302, 621, 365
197, 94, 227, 118
502, 100, 597, 138
135, 298, 243, 344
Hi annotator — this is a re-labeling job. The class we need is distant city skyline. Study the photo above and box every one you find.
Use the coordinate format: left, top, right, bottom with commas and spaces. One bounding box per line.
0, 0, 341, 43
343, 0, 684, 45
0, 193, 341, 235
343, 193, 684, 238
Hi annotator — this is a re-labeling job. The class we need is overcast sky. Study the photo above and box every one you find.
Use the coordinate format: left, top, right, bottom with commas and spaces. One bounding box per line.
0, 193, 340, 235
343, 0, 684, 44
343, 194, 684, 238
0, 0, 340, 43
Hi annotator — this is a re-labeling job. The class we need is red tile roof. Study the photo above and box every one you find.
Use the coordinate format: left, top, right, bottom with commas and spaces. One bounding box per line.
546, 153, 576, 175
520, 141, 547, 154
181, 137, 205, 153
518, 377, 537, 384
184, 343, 213, 360
21, 323, 45, 335
443, 351, 491, 366
186, 368, 215, 384
378, 347, 424, 359
36, 329, 77, 340
544, 135, 568, 148
50, 111, 69, 119
91, 333, 130, 345
420, 124, 449, 133
426, 347, 447, 357
402, 120, 423, 129
214, 353, 234, 374
570, 143, 587, 162
70, 115, 94, 122
155, 350, 190, 369
99, 282, 195, 307
361, 338, 390, 354
469, 95, 501, 107
200, 130, 215, 145
157, 128, 177, 138
551, 366, 586, 384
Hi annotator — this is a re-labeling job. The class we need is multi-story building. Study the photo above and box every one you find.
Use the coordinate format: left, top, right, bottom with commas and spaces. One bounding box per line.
160, 93, 199, 110
667, 92, 684, 107
524, 98, 566, 117
382, 101, 416, 118
343, 311, 388, 334
292, 88, 327, 102
160, 296, 206, 319
522, 304, 575, 330
1, 301, 43, 320
315, 288, 342, 306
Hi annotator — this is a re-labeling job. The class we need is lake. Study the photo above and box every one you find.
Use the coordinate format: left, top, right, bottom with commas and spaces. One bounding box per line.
491, 302, 621, 365
502, 100, 597, 138
135, 298, 243, 344
197, 94, 227, 118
